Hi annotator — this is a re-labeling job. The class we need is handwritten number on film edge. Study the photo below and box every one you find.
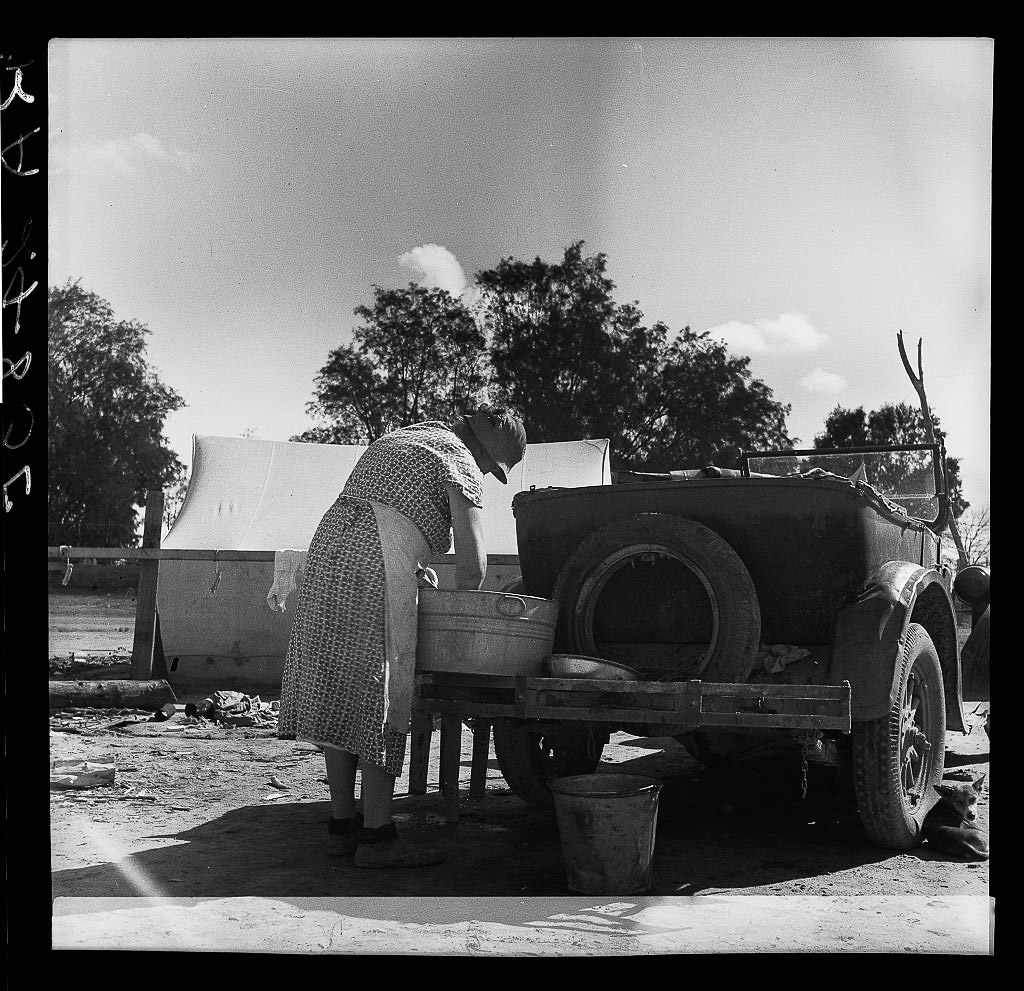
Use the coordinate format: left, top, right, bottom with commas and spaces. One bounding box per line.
3, 404, 33, 450
2, 58, 39, 512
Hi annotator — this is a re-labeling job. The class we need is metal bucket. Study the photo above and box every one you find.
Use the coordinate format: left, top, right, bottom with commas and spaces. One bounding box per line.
549, 773, 662, 894
416, 588, 559, 675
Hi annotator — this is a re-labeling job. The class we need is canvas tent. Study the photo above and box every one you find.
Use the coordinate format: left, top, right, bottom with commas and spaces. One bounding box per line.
157, 434, 611, 692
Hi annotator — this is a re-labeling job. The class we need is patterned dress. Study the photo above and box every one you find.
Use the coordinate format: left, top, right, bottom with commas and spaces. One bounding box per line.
277, 422, 485, 775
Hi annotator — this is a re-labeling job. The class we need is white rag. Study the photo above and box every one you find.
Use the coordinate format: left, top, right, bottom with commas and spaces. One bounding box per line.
266, 549, 308, 612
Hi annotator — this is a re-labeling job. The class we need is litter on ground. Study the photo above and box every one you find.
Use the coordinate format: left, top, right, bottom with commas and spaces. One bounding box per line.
50, 760, 115, 790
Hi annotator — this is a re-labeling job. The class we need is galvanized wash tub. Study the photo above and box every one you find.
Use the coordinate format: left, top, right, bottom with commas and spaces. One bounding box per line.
416, 588, 559, 675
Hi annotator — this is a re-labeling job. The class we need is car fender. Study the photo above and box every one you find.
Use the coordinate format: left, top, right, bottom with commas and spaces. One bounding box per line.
829, 561, 966, 731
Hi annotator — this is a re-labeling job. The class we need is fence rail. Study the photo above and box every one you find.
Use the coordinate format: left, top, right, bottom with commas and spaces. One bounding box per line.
47, 547, 521, 566
50, 488, 528, 686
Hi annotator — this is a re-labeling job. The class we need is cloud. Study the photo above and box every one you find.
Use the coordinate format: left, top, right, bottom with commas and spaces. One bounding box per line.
705, 313, 827, 354
51, 132, 196, 176
398, 244, 470, 299
800, 367, 848, 394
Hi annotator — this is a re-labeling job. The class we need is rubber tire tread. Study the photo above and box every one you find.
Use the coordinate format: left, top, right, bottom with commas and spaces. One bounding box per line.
852, 622, 946, 850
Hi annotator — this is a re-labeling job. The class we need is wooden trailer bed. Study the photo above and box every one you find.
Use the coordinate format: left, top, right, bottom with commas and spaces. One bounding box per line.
410, 672, 851, 823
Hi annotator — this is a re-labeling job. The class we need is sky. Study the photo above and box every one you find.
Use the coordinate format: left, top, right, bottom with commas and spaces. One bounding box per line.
48, 37, 992, 509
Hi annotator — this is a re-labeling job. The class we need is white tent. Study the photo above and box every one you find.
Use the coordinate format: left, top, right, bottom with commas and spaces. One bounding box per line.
157, 434, 611, 692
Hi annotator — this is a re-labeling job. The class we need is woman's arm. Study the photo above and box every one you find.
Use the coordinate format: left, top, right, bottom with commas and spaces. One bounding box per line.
448, 485, 486, 590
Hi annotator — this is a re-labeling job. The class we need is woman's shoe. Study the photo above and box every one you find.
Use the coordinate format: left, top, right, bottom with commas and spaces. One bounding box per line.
352, 822, 447, 868
327, 813, 363, 856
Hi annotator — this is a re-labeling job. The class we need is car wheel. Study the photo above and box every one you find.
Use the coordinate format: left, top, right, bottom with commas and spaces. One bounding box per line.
852, 622, 946, 849
492, 719, 605, 808
551, 514, 761, 682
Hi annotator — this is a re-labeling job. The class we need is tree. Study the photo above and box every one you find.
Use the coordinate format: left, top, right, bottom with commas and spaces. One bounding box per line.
616, 325, 794, 471
814, 402, 968, 518
293, 284, 488, 445
475, 242, 624, 444
955, 505, 990, 566
48, 281, 186, 546
161, 476, 190, 538
475, 241, 793, 470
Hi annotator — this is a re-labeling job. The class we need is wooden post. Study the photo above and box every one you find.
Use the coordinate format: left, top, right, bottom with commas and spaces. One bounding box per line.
469, 719, 491, 800
439, 715, 462, 824
408, 710, 433, 796
151, 613, 168, 679
49, 678, 177, 710
130, 489, 164, 681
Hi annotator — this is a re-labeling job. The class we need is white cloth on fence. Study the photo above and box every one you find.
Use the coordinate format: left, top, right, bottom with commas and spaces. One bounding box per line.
266, 549, 308, 612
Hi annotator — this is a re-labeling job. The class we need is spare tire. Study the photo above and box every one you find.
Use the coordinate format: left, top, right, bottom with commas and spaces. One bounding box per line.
551, 514, 761, 683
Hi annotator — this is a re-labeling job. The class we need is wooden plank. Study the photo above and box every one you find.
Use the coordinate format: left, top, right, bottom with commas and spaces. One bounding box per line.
48, 547, 277, 561
415, 700, 848, 730
520, 705, 697, 724
529, 688, 698, 712
417, 674, 850, 701
407, 711, 433, 796
700, 696, 848, 716
49, 547, 520, 566
700, 712, 850, 730
520, 676, 851, 701
699, 682, 850, 700
424, 701, 527, 719
469, 720, 491, 800
416, 682, 519, 704
524, 677, 700, 694
416, 672, 518, 690
439, 715, 463, 823
131, 490, 164, 680
450, 553, 519, 567
411, 672, 850, 732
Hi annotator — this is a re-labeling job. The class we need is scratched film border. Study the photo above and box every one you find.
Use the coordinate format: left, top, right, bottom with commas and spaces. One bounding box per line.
2, 38, 50, 958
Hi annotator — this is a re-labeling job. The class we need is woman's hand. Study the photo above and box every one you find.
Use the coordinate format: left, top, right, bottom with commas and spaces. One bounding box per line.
448, 486, 486, 590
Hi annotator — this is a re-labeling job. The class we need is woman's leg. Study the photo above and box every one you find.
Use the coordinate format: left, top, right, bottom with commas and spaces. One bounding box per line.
353, 752, 446, 868
323, 748, 359, 820
360, 762, 396, 828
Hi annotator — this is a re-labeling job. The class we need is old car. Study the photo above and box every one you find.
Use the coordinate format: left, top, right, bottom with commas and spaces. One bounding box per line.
493, 442, 990, 850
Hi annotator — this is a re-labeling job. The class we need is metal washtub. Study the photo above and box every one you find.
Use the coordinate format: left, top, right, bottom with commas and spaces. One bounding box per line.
416, 588, 559, 675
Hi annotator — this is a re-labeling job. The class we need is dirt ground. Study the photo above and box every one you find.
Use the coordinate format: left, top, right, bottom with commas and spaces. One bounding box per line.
48, 714, 992, 899
48, 589, 991, 952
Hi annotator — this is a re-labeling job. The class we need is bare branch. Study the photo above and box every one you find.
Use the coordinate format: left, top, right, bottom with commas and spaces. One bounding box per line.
897, 330, 935, 444
897, 330, 967, 567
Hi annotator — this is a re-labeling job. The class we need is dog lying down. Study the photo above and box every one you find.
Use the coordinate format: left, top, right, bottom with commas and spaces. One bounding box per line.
922, 774, 989, 861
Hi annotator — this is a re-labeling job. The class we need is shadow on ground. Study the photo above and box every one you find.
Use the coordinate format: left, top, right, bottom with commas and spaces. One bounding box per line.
52, 745, 894, 899
945, 750, 989, 769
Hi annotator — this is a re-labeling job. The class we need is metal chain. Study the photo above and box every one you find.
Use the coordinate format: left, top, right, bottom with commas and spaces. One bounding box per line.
800, 753, 809, 800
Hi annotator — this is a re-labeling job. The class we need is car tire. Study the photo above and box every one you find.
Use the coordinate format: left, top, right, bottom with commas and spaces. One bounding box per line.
852, 622, 946, 850
492, 719, 605, 808
551, 513, 762, 682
